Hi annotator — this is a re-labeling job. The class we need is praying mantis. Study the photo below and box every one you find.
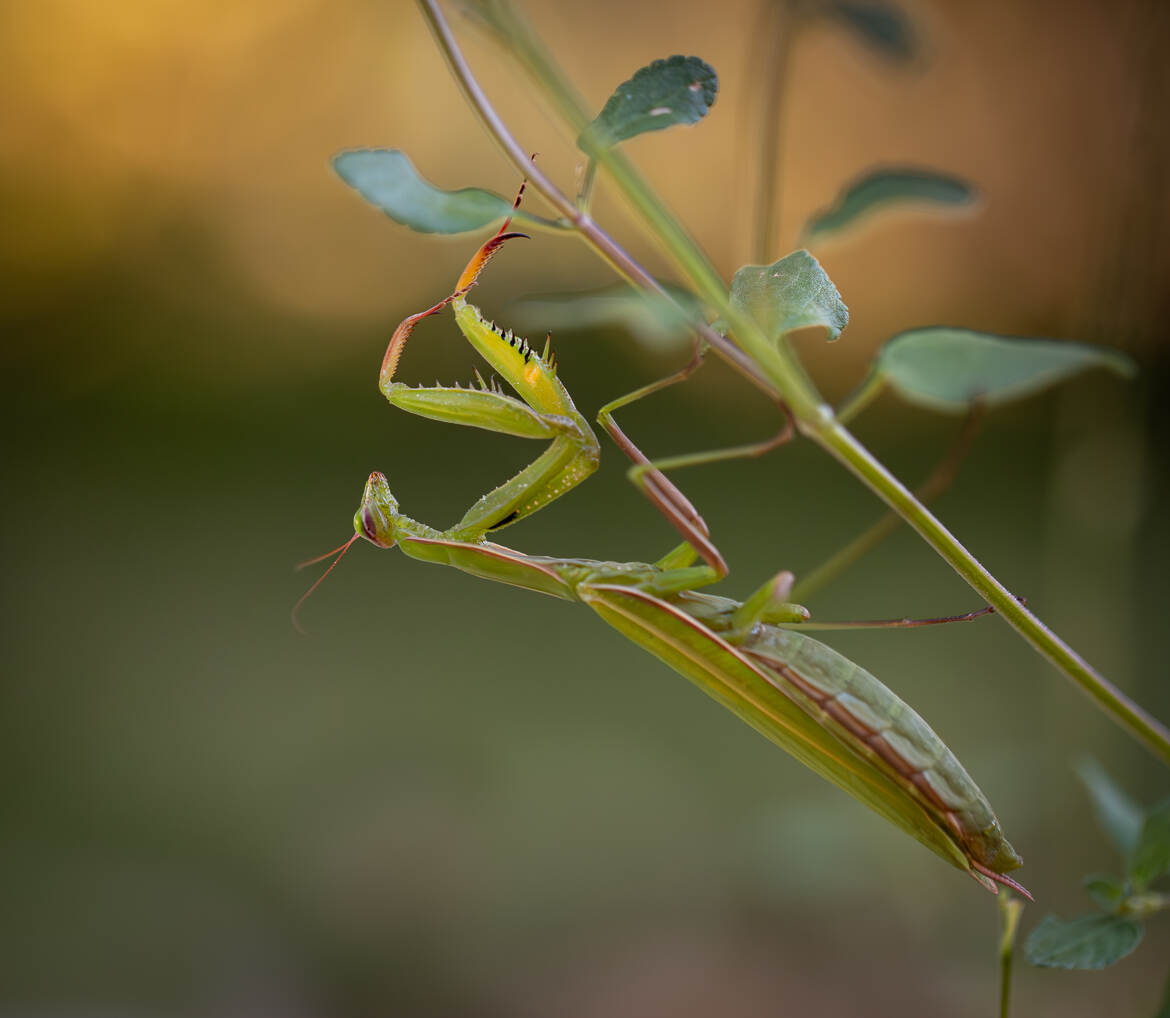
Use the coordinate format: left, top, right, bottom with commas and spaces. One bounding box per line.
299, 179, 1029, 899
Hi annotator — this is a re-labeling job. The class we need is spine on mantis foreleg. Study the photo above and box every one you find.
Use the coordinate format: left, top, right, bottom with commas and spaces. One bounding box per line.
376, 175, 600, 534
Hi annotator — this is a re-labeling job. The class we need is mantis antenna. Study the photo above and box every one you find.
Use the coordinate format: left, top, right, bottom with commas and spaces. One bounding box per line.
292, 533, 361, 633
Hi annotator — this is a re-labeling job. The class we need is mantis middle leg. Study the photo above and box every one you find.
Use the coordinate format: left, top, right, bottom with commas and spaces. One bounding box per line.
596, 339, 795, 578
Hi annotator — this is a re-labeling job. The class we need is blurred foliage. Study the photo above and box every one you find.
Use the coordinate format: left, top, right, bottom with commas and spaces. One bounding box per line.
579, 54, 718, 151
2, 0, 1170, 1015
1024, 762, 1168, 971
801, 167, 977, 244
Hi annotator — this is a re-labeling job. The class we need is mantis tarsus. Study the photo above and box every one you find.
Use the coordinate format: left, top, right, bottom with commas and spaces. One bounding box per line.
299, 179, 1029, 899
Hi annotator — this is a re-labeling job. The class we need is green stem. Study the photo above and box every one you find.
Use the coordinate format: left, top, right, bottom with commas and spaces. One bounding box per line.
418, 0, 1170, 767
815, 417, 1170, 764
835, 369, 886, 425
998, 892, 1022, 1018
449, 0, 817, 400
416, 0, 777, 400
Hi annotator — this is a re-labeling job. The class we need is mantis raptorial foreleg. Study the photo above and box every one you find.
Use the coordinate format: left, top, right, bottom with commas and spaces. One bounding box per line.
376, 169, 794, 571
375, 178, 600, 537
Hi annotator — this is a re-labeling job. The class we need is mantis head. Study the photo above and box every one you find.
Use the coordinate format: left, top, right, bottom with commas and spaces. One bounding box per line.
291, 472, 400, 632
355, 470, 400, 548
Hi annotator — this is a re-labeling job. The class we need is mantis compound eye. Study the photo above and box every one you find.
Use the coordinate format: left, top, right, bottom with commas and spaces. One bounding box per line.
358, 504, 392, 547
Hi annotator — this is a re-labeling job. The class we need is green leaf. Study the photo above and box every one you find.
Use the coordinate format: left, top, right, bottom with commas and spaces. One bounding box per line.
873, 329, 1135, 413
1131, 798, 1170, 890
1082, 873, 1127, 912
802, 168, 976, 243
725, 251, 848, 344
824, 1, 916, 61
1025, 914, 1144, 970
1077, 758, 1146, 859
334, 149, 516, 235
514, 283, 701, 351
580, 56, 717, 152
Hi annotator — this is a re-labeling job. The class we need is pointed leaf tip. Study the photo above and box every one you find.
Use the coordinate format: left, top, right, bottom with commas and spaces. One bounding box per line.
580, 55, 717, 152
874, 329, 1135, 413
334, 149, 516, 235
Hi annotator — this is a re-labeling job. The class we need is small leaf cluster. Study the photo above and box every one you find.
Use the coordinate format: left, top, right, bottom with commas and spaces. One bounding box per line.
331, 54, 1133, 422
332, 56, 718, 236
1025, 761, 1170, 970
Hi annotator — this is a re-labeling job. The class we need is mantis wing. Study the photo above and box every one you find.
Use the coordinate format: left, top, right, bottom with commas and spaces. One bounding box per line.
580, 582, 979, 877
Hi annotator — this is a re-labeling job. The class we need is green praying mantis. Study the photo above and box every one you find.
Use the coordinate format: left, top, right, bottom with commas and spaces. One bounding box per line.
298, 178, 1029, 899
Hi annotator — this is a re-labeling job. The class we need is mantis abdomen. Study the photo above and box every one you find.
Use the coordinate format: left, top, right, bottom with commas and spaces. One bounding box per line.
585, 584, 1023, 891
736, 621, 1021, 874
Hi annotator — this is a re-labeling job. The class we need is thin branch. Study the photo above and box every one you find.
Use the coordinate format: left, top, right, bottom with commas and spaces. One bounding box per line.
998, 893, 1023, 1018
417, 0, 776, 399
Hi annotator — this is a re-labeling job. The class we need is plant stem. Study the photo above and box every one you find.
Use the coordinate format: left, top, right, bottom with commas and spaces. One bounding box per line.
418, 0, 775, 398
815, 417, 1170, 764
998, 892, 1022, 1018
417, 0, 1170, 767
835, 369, 886, 425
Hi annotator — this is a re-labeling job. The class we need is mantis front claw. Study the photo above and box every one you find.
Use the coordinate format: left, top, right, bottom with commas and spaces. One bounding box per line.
374, 174, 600, 538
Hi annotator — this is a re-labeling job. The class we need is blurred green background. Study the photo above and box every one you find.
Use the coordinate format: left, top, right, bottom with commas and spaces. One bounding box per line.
3, 0, 1169, 1014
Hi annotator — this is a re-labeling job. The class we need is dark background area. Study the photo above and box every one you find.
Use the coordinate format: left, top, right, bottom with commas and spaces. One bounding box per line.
3, 0, 1169, 1014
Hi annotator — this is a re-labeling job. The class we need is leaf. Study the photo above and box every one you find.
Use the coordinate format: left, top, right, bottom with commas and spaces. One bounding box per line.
1131, 798, 1170, 890
513, 283, 701, 351
823, 1, 916, 62
1025, 914, 1144, 970
580, 55, 717, 152
1082, 873, 1127, 912
802, 168, 977, 243
873, 329, 1135, 413
1077, 758, 1146, 859
725, 251, 848, 344
334, 149, 517, 235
